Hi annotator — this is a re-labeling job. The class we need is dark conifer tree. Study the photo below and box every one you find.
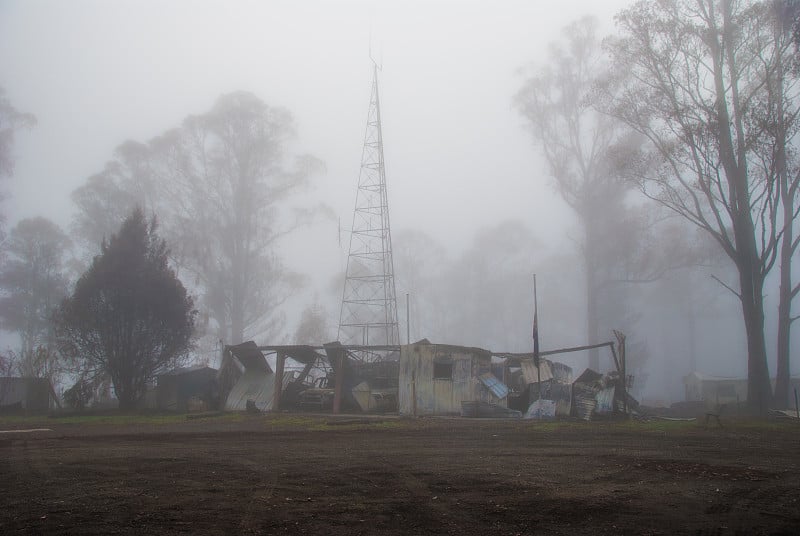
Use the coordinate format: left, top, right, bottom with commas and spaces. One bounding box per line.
56, 208, 195, 410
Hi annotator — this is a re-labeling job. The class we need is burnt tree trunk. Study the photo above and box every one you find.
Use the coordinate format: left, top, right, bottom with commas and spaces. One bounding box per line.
586, 277, 600, 371
585, 222, 601, 371
736, 256, 772, 413
773, 23, 794, 410
717, 2, 772, 413
776, 239, 792, 408
775, 182, 794, 408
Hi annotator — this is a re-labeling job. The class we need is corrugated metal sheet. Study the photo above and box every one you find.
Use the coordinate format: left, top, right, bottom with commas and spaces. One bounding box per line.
595, 386, 616, 414
550, 382, 572, 417
573, 368, 606, 420
550, 362, 573, 384
524, 399, 557, 419
519, 359, 573, 385
351, 380, 398, 412
575, 368, 603, 385
478, 372, 509, 399
352, 381, 371, 412
573, 390, 597, 420
521, 360, 553, 384
529, 380, 572, 418
224, 370, 276, 411
228, 341, 272, 374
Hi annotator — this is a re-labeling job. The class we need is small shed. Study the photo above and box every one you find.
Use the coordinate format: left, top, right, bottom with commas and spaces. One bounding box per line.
156, 366, 218, 412
684, 372, 748, 406
399, 341, 507, 416
0, 377, 60, 413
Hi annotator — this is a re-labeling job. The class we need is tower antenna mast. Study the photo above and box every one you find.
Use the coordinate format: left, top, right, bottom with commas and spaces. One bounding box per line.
337, 62, 400, 357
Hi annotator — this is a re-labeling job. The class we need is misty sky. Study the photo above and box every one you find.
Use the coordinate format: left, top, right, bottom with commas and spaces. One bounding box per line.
0, 0, 632, 245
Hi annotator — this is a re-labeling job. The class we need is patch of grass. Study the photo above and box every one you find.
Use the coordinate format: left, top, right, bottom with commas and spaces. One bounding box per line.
495, 418, 700, 435
0, 415, 53, 426
255, 413, 416, 432
306, 419, 409, 432
523, 416, 800, 435
616, 418, 700, 432
56, 414, 187, 426
371, 419, 407, 430
0, 411, 243, 427
4, 410, 794, 436
702, 417, 800, 433
262, 414, 320, 430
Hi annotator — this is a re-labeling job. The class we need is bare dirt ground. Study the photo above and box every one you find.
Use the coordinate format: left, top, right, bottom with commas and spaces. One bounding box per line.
1, 414, 799, 535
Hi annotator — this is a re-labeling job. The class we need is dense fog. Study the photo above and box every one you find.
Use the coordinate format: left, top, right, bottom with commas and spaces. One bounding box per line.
1, 0, 798, 406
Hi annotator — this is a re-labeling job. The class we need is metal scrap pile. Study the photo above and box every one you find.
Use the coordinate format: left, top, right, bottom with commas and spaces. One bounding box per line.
523, 361, 638, 421
522, 358, 573, 419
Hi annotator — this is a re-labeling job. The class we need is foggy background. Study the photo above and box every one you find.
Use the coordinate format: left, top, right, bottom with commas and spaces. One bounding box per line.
0, 0, 780, 403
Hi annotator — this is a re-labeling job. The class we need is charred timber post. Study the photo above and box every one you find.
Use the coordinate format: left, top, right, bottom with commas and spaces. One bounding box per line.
613, 331, 628, 416
610, 343, 621, 375
622, 338, 627, 415
333, 349, 345, 414
406, 293, 410, 345
299, 361, 315, 382
273, 351, 286, 411
412, 369, 417, 417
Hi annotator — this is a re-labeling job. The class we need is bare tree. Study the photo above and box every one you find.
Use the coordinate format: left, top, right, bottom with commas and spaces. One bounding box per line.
70, 140, 159, 259
71, 92, 324, 346
392, 229, 449, 344
601, 0, 797, 411
393, 222, 543, 351
769, 0, 800, 408
515, 17, 650, 369
0, 350, 14, 376
441, 220, 541, 351
0, 87, 35, 242
160, 92, 323, 344
0, 86, 35, 180
293, 297, 332, 345
0, 217, 71, 383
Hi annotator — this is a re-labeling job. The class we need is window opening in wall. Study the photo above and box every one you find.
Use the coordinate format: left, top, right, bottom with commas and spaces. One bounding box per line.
433, 362, 453, 380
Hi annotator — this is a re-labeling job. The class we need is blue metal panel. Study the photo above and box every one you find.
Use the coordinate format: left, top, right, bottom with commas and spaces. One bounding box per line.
479, 372, 509, 399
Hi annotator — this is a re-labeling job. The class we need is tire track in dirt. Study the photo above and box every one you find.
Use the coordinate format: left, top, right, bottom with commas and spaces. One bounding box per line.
234, 455, 283, 534
386, 460, 473, 534
0, 438, 60, 529
397, 472, 454, 531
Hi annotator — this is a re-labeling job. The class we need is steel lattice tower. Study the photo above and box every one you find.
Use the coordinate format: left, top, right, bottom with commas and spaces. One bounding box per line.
338, 64, 400, 351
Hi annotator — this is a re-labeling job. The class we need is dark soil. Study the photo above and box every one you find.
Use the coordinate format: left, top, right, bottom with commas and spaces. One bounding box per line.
1, 414, 799, 535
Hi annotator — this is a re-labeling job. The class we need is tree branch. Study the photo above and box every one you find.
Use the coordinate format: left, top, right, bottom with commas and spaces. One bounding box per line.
710, 274, 741, 300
